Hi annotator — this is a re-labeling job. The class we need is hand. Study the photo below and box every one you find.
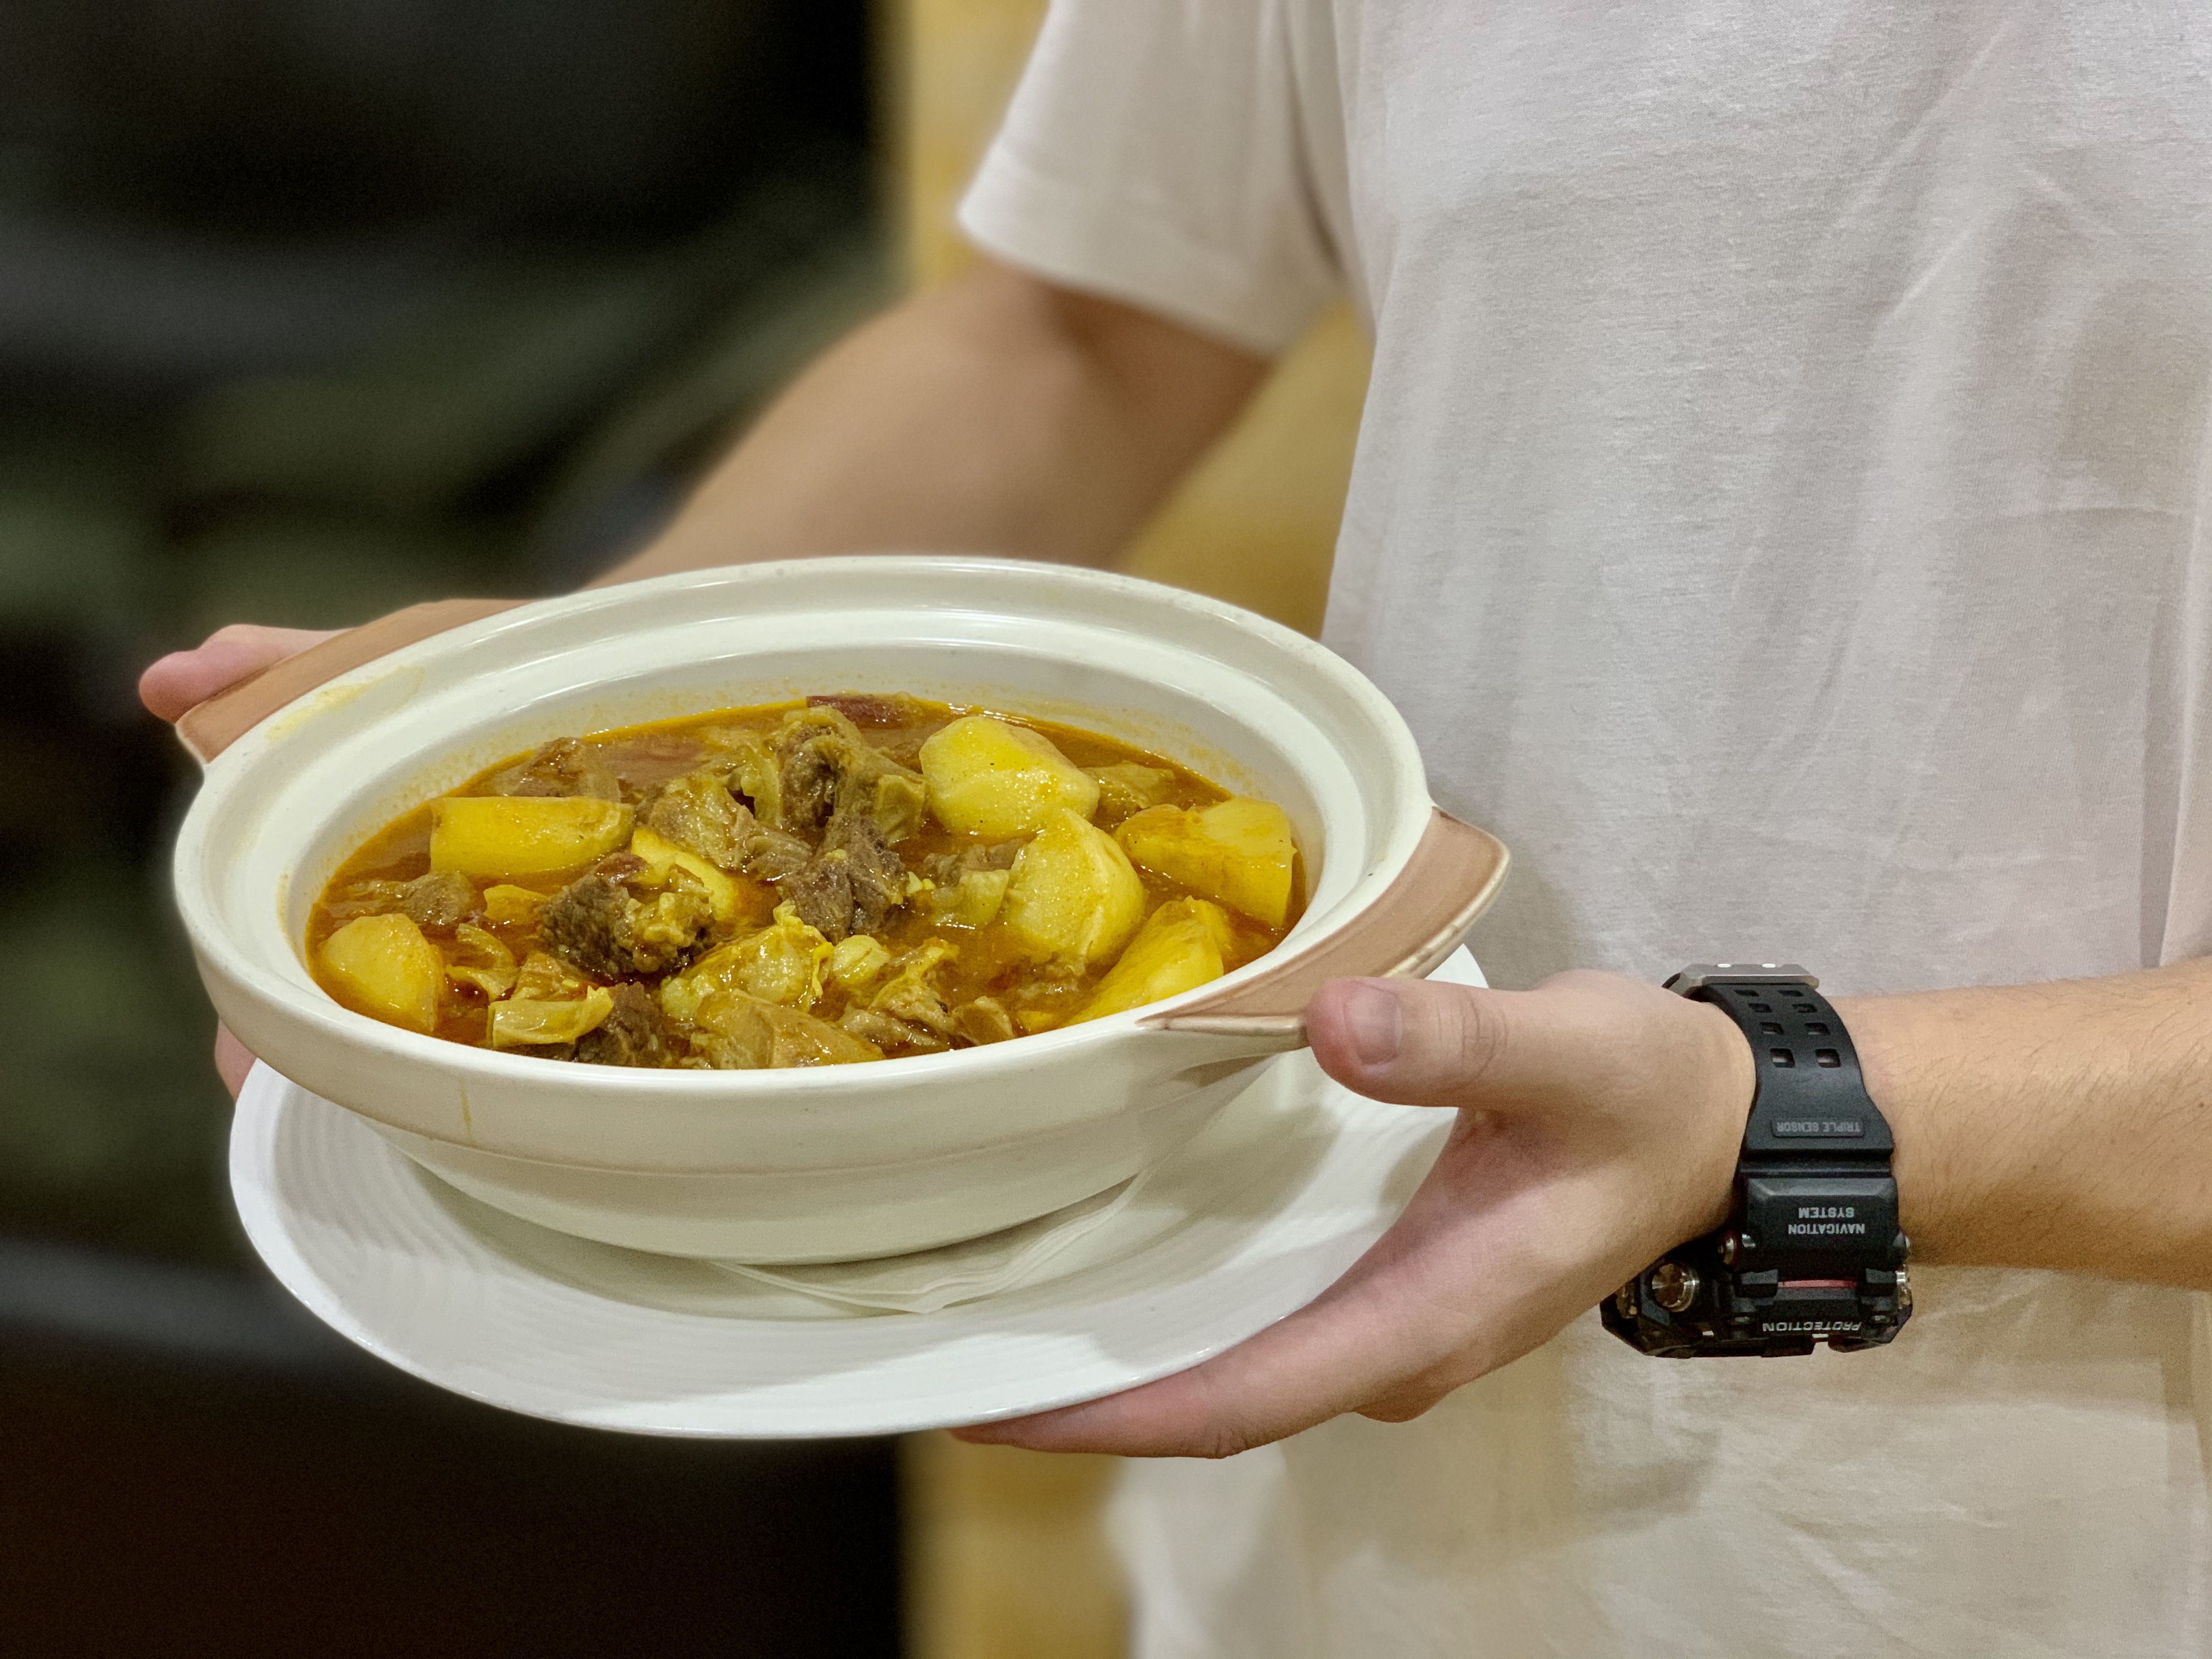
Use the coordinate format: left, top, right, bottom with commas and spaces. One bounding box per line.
953, 970, 1754, 1458
138, 623, 336, 724
142, 623, 337, 1097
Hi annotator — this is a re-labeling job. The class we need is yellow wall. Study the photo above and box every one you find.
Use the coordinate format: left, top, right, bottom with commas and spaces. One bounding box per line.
894, 0, 1369, 638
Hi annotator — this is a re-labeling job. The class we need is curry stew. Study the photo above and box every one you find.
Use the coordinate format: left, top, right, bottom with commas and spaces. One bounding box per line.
307, 695, 1301, 1069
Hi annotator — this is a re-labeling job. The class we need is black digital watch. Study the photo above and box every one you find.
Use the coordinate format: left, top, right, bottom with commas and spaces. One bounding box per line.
1600, 964, 1912, 1357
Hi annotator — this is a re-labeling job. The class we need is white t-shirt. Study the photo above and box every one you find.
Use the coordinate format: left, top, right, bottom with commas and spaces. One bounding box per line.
962, 3, 2212, 1654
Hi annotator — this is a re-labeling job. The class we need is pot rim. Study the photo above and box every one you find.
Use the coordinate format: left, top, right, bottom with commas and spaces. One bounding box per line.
174, 555, 1438, 1098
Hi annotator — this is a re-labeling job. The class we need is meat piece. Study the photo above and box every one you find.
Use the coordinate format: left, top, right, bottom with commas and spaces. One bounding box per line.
594, 850, 648, 886
575, 983, 679, 1068
399, 870, 477, 933
537, 876, 632, 979
783, 810, 907, 942
741, 815, 815, 880
951, 997, 1017, 1047
686, 991, 883, 1068
483, 738, 622, 802
1088, 763, 1178, 828
774, 730, 839, 836
769, 707, 925, 837
922, 840, 1022, 885
642, 768, 749, 870
807, 692, 938, 728
867, 940, 960, 1039
839, 1007, 950, 1054
539, 872, 710, 979
654, 778, 814, 879
805, 696, 940, 768
707, 731, 785, 830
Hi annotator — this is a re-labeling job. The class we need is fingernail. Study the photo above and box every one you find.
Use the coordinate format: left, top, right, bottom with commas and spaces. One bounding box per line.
1341, 981, 1403, 1068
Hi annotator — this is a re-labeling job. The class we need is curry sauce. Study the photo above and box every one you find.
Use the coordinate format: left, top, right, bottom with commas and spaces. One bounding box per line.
308, 694, 1302, 1069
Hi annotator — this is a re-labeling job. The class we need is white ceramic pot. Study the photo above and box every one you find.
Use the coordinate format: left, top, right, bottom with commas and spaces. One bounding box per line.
173, 557, 1508, 1261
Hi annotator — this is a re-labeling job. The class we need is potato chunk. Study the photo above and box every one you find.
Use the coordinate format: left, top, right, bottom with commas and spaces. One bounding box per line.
1002, 806, 1147, 968
1068, 899, 1236, 1025
320, 913, 446, 1033
430, 796, 632, 880
1116, 797, 1298, 928
920, 716, 1101, 837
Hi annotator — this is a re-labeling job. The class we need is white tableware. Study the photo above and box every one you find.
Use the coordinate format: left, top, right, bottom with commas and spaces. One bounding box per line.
177, 558, 1508, 1260
229, 949, 1483, 1436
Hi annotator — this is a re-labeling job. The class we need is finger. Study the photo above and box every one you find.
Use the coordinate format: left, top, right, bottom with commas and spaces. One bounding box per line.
139, 625, 336, 723
1307, 975, 1538, 1111
953, 1129, 1547, 1457
952, 1266, 1435, 1457
213, 1025, 257, 1099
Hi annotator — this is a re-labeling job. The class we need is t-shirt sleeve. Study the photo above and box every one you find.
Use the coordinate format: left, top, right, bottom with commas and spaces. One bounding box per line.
957, 0, 1342, 358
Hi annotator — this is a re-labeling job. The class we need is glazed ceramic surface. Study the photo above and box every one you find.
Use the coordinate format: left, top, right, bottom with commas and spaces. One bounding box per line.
177, 558, 1503, 1259
229, 946, 1476, 1435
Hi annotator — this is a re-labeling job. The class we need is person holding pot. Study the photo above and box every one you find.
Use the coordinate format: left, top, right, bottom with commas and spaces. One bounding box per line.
144, 3, 2212, 1654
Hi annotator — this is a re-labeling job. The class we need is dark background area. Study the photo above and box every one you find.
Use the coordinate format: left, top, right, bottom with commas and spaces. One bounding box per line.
0, 2, 902, 1650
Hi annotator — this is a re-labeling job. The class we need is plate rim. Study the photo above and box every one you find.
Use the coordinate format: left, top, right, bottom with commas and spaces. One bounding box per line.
227, 957, 1481, 1439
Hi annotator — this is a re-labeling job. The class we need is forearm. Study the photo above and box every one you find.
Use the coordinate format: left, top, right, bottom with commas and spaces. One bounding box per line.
1840, 957, 2212, 1288
597, 259, 1265, 585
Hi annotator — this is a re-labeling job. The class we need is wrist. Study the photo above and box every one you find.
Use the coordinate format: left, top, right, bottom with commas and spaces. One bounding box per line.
1680, 996, 1757, 1238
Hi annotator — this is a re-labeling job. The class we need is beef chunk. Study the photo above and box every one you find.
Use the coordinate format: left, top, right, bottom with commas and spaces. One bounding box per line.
769, 707, 924, 838
806, 692, 938, 728
648, 769, 815, 879
575, 983, 679, 1068
399, 870, 477, 933
784, 810, 907, 942
484, 738, 622, 802
776, 740, 840, 837
642, 768, 749, 869
805, 693, 939, 765
538, 871, 709, 979
538, 876, 633, 979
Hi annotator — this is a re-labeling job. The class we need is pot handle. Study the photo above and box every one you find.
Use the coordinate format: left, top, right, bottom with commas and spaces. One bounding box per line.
176, 597, 526, 764
1138, 807, 1510, 1050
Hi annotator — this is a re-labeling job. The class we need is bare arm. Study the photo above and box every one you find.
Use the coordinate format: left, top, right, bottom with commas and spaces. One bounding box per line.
140, 257, 1266, 723
1847, 957, 2212, 1286
597, 257, 1267, 582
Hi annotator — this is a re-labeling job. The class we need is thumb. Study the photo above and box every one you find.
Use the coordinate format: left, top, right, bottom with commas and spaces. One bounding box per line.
1307, 975, 1571, 1111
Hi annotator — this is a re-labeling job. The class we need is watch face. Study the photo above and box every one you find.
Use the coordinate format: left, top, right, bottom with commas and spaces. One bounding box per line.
1600, 1233, 1912, 1358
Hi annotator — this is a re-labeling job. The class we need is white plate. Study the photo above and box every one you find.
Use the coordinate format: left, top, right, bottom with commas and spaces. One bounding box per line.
228, 956, 1479, 1438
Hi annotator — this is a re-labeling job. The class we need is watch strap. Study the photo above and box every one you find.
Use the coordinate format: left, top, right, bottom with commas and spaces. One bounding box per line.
1601, 963, 1912, 1357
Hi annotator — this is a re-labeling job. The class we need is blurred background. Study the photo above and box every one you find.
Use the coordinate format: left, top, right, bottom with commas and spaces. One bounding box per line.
0, 1, 1363, 1652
